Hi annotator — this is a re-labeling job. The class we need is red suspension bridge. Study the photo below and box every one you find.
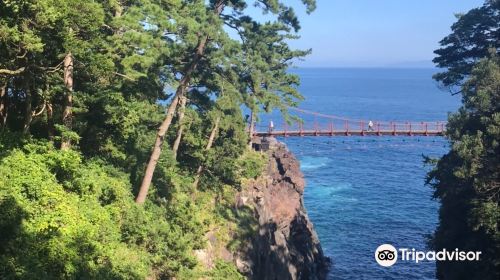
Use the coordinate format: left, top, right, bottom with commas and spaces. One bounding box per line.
254, 107, 446, 137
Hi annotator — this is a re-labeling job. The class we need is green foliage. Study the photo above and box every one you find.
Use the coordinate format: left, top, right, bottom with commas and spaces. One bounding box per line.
0, 130, 27, 158
209, 260, 246, 280
428, 57, 500, 279
176, 260, 244, 280
237, 150, 267, 180
54, 124, 81, 146
0, 0, 315, 278
0, 142, 207, 279
433, 0, 500, 89
225, 204, 259, 254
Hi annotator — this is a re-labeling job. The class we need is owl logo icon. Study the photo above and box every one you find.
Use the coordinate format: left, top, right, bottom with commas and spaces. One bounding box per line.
375, 244, 398, 267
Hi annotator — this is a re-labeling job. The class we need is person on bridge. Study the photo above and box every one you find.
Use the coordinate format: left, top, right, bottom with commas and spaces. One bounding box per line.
368, 120, 374, 131
269, 120, 274, 133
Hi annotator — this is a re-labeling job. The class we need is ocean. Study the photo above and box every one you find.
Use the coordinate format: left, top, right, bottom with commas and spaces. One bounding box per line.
259, 68, 461, 279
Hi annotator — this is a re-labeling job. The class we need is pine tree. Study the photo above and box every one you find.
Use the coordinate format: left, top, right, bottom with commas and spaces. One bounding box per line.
433, 0, 500, 90
137, 0, 316, 203
428, 55, 500, 280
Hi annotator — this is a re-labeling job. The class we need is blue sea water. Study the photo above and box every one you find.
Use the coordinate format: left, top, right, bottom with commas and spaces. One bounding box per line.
262, 68, 461, 279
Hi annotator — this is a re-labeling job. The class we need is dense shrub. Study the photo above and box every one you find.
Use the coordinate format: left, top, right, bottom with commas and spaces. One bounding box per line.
0, 142, 206, 279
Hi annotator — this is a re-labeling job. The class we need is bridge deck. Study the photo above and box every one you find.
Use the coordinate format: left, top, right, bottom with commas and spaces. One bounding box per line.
255, 130, 444, 137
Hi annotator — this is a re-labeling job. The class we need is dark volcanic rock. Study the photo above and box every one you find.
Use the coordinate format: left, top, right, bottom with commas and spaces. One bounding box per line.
237, 139, 330, 280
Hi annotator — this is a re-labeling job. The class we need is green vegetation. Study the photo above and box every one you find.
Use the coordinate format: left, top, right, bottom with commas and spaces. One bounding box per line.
433, 0, 500, 90
0, 140, 205, 278
428, 1, 499, 279
0, 0, 314, 278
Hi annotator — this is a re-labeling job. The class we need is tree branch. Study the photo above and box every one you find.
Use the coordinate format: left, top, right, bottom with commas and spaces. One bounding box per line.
32, 102, 46, 117
114, 72, 136, 81
0, 67, 26, 76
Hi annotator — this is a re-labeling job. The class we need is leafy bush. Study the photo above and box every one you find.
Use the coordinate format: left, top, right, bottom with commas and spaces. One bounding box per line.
0, 142, 206, 279
237, 151, 267, 180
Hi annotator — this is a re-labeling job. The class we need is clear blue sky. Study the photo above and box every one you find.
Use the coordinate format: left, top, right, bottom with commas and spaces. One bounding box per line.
276, 0, 484, 67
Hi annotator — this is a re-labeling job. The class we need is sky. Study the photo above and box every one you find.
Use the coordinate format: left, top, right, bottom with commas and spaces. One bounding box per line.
270, 0, 485, 68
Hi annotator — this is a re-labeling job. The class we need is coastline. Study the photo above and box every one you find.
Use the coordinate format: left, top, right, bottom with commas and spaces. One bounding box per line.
235, 137, 330, 279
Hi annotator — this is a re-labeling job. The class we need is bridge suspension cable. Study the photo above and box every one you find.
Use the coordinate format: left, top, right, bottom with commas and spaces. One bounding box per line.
286, 107, 446, 126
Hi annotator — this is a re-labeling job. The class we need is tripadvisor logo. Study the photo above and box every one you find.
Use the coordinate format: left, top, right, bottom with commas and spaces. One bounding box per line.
375, 244, 398, 267
375, 244, 482, 267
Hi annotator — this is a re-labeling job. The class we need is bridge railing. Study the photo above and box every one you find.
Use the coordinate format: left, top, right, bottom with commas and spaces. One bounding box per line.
253, 119, 446, 136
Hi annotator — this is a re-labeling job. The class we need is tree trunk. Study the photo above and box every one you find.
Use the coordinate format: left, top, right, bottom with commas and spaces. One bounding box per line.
193, 116, 220, 188
0, 80, 6, 128
135, 1, 225, 204
172, 95, 187, 159
114, 3, 123, 17
135, 86, 182, 204
23, 87, 33, 134
248, 110, 255, 148
46, 102, 54, 140
61, 52, 73, 150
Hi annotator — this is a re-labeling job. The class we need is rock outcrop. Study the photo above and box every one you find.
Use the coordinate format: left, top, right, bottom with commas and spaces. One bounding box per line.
236, 138, 330, 280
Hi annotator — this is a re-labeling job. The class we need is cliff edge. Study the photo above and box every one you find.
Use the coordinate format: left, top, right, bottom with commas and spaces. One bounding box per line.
235, 138, 330, 279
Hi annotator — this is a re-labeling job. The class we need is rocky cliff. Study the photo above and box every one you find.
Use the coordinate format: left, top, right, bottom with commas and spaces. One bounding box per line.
234, 138, 330, 280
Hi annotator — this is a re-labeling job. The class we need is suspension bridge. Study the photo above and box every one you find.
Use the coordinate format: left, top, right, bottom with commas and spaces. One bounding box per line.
253, 107, 446, 137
